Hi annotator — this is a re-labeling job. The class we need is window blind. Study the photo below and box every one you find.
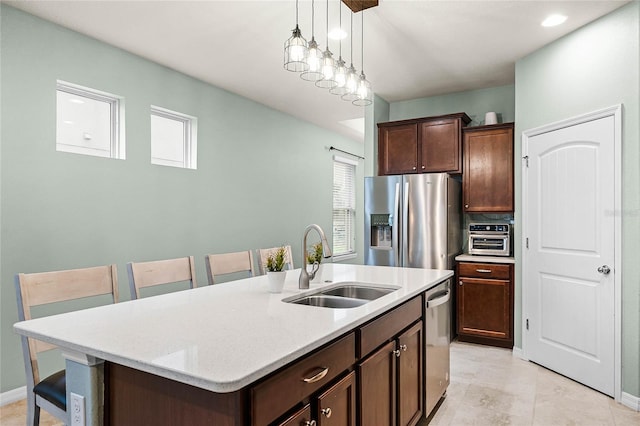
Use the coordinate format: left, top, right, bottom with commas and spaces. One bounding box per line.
333, 156, 357, 257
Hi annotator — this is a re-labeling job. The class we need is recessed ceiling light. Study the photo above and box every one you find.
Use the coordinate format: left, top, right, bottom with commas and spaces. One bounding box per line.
328, 27, 347, 40
541, 14, 567, 27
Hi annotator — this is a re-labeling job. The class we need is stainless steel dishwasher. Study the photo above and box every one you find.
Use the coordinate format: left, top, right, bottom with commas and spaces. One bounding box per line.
424, 278, 451, 417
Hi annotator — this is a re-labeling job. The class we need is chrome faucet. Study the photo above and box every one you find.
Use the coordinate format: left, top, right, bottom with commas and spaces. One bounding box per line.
299, 224, 333, 289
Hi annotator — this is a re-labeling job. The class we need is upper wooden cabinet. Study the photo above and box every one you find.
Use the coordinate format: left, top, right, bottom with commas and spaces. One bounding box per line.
378, 113, 471, 176
462, 123, 514, 213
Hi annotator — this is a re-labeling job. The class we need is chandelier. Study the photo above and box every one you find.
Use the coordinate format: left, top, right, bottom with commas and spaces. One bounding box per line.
284, 0, 376, 107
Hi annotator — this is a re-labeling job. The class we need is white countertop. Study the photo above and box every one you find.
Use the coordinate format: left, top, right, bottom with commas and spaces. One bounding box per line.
14, 263, 452, 393
455, 254, 515, 264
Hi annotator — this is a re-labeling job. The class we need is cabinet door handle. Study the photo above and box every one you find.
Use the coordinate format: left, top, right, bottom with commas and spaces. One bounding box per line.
303, 421, 317, 426
302, 367, 329, 384
476, 269, 492, 273
459, 280, 463, 286
393, 349, 401, 357
321, 408, 332, 418
421, 165, 425, 169
412, 166, 417, 170
465, 204, 469, 209
400, 344, 408, 352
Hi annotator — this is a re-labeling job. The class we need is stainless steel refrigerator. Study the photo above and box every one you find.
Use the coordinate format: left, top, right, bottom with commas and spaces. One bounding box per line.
364, 173, 462, 270
365, 172, 460, 418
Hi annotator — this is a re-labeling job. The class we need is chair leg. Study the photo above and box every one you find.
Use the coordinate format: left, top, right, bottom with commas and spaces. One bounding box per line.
26, 393, 40, 426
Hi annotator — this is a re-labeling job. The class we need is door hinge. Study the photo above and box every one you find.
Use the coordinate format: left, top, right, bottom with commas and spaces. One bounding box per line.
526, 319, 529, 330
523, 155, 529, 167
526, 237, 529, 249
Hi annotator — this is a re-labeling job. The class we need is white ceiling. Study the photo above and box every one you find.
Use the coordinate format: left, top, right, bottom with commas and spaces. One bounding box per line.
5, 0, 630, 141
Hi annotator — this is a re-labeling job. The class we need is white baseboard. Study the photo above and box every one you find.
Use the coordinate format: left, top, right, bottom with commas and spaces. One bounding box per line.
512, 346, 527, 361
0, 386, 26, 406
621, 391, 640, 412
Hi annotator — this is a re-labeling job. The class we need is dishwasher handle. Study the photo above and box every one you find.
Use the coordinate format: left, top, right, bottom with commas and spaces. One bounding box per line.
426, 290, 450, 309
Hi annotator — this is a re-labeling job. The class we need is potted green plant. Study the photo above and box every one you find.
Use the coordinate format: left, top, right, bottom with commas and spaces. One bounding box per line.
266, 246, 287, 293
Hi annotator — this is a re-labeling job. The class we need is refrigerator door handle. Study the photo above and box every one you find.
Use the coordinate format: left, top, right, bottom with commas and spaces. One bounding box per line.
402, 180, 409, 266
393, 182, 400, 266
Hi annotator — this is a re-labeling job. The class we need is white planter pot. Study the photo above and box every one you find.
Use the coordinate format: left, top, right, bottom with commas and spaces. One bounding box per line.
267, 271, 286, 293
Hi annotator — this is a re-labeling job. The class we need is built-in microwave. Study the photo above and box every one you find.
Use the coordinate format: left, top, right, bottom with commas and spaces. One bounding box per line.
468, 223, 511, 256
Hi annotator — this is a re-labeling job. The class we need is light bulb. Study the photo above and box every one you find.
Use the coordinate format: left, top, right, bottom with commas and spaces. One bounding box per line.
345, 67, 358, 93
307, 42, 321, 72
290, 43, 306, 62
322, 53, 335, 80
334, 61, 346, 87
358, 78, 369, 99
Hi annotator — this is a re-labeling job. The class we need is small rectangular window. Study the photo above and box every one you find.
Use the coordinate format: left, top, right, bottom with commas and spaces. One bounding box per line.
333, 156, 357, 258
150, 106, 197, 169
56, 81, 125, 159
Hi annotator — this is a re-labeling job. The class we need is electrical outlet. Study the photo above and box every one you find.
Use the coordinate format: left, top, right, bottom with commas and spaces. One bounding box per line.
70, 392, 85, 426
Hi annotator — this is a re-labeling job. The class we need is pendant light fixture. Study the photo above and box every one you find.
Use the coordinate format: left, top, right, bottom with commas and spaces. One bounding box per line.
330, 1, 349, 95
316, 0, 337, 89
300, 0, 324, 82
284, 0, 376, 105
284, 0, 309, 72
341, 10, 360, 102
352, 6, 372, 106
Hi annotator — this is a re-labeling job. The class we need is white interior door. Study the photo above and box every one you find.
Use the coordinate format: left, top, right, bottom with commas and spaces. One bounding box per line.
523, 107, 620, 397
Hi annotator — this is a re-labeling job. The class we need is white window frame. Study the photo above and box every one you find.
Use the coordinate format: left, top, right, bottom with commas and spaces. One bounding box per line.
150, 105, 197, 170
56, 80, 125, 159
332, 155, 358, 260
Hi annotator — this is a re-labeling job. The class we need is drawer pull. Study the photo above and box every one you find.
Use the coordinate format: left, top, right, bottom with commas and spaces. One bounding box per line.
302, 367, 329, 384
304, 421, 317, 426
476, 269, 492, 273
321, 408, 332, 418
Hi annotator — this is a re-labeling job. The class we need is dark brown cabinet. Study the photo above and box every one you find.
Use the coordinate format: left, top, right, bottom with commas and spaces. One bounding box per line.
359, 321, 423, 426
456, 262, 514, 348
279, 404, 314, 426
315, 371, 356, 426
462, 123, 514, 212
378, 113, 471, 176
397, 322, 423, 426
252, 334, 356, 426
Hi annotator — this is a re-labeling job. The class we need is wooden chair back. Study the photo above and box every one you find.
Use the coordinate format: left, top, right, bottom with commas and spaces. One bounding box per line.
127, 256, 197, 300
256, 245, 294, 275
15, 264, 119, 385
205, 250, 256, 285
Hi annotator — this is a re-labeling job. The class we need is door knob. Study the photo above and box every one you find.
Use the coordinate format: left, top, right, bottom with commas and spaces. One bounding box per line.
597, 265, 611, 275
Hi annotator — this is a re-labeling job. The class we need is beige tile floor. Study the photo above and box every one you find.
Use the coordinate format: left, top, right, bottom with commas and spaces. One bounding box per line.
1, 341, 638, 425
424, 341, 640, 426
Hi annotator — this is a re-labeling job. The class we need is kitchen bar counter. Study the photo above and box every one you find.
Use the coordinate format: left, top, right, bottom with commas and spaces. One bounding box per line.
14, 263, 452, 394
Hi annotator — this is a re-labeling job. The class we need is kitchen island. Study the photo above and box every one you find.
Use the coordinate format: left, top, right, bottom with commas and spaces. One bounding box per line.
14, 263, 453, 425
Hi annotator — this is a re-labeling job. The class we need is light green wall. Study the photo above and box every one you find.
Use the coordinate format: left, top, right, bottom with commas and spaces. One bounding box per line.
515, 2, 640, 397
364, 94, 390, 177
0, 5, 364, 392
389, 84, 516, 126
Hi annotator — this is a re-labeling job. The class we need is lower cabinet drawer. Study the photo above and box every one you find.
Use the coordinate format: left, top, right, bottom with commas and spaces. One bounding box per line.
458, 262, 511, 279
252, 333, 356, 426
359, 296, 422, 358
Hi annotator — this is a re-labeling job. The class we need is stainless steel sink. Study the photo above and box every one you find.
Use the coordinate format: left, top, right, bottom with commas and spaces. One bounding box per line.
290, 295, 368, 308
284, 282, 399, 309
320, 285, 396, 300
